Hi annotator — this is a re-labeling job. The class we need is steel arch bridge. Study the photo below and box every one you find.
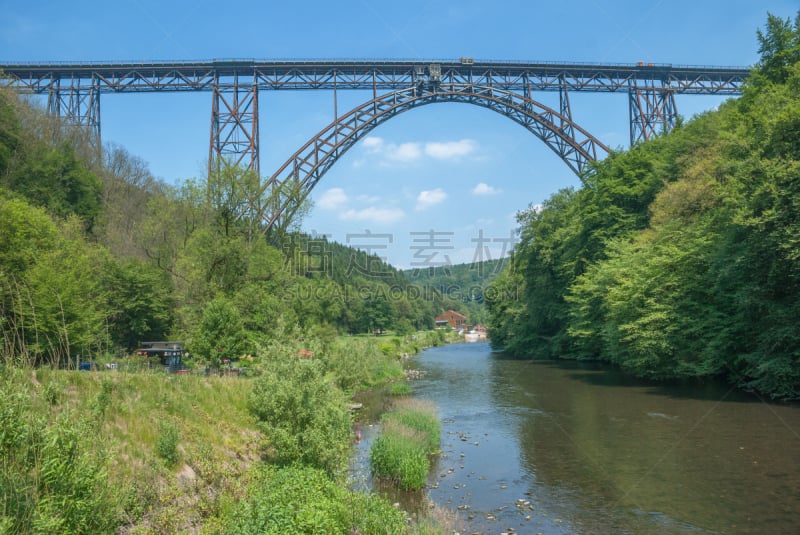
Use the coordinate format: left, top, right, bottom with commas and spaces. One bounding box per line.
0, 59, 749, 231
262, 83, 610, 233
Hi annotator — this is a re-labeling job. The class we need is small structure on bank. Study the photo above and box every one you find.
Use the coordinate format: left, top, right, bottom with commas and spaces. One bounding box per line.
434, 310, 468, 330
135, 341, 186, 372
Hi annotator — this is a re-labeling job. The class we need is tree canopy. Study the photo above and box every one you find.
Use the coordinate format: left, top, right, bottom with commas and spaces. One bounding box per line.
486, 11, 800, 399
0, 84, 451, 366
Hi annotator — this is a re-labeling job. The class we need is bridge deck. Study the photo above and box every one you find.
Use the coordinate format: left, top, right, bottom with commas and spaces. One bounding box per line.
1, 59, 750, 94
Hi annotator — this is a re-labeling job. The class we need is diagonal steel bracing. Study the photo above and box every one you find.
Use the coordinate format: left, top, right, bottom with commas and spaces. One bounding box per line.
46, 75, 101, 144
209, 72, 259, 174
259, 83, 611, 234
629, 79, 677, 144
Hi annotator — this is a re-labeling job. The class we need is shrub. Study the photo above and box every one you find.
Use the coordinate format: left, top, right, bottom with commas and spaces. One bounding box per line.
248, 357, 351, 476
378, 341, 396, 356
325, 338, 403, 392
224, 465, 408, 534
190, 297, 247, 368
90, 377, 114, 419
156, 421, 180, 467
327, 338, 377, 392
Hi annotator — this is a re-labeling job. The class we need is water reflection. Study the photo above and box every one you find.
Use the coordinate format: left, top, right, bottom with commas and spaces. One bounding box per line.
409, 343, 800, 534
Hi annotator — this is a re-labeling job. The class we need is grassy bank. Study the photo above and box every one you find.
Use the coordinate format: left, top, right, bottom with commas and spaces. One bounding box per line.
0, 331, 455, 534
0, 366, 257, 534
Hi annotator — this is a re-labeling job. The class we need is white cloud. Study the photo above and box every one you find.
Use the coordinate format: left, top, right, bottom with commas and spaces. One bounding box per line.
362, 136, 384, 151
340, 206, 405, 224
416, 188, 448, 210
361, 136, 421, 162
317, 187, 348, 210
356, 194, 381, 203
360, 137, 477, 166
472, 182, 499, 195
425, 139, 477, 159
387, 142, 422, 162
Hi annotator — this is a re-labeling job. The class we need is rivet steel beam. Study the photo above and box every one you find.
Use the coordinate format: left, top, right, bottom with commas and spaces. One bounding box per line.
0, 60, 749, 95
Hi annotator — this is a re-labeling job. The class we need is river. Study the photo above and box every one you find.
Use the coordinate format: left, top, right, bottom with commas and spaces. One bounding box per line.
351, 342, 800, 534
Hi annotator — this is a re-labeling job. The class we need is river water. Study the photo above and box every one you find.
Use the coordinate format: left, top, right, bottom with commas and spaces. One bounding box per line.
351, 342, 800, 534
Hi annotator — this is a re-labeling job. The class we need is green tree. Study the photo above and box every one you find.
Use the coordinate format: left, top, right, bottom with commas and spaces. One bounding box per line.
190, 297, 246, 367
0, 192, 59, 277
756, 11, 800, 83
0, 88, 21, 177
7, 144, 102, 230
21, 220, 109, 366
103, 259, 172, 350
207, 161, 264, 242
360, 293, 394, 334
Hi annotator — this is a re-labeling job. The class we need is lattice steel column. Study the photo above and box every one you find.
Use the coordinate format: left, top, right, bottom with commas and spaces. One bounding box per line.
558, 74, 575, 140
628, 80, 677, 145
208, 71, 260, 175
46, 75, 101, 142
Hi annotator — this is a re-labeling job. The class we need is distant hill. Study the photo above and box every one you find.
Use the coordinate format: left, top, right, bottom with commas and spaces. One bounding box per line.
401, 258, 510, 324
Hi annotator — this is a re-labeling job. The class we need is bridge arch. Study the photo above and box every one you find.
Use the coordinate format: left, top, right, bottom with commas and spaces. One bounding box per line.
261, 83, 611, 233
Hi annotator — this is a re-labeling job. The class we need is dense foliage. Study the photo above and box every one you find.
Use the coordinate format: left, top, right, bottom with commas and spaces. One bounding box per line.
248, 354, 352, 475
0, 86, 460, 369
487, 12, 800, 399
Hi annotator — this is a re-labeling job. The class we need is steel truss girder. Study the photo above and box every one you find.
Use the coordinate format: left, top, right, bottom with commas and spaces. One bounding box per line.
258, 84, 611, 234
1, 60, 749, 96
2, 60, 746, 173
629, 80, 677, 144
46, 76, 101, 142
209, 73, 259, 173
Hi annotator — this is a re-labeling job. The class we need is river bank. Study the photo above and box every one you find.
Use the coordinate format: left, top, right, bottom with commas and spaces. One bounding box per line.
0, 330, 460, 534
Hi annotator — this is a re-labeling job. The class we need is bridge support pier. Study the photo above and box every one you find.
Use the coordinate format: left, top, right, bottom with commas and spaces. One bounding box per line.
558, 75, 575, 140
628, 81, 677, 145
46, 76, 101, 144
209, 72, 260, 176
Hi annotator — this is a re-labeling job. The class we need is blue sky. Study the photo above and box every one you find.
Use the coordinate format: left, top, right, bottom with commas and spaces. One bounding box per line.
2, 1, 796, 268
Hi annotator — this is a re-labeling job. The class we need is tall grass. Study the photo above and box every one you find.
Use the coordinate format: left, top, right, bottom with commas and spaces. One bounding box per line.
384, 399, 441, 452
0, 366, 259, 533
370, 399, 440, 491
0, 368, 120, 534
